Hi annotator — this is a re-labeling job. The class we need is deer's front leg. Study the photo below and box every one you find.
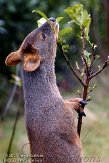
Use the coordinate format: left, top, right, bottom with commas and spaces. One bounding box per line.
64, 98, 87, 116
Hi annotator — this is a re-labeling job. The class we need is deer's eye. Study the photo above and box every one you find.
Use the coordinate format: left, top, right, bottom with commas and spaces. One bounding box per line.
42, 34, 46, 40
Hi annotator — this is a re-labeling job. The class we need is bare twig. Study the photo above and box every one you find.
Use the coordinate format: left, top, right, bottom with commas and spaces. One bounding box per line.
75, 62, 82, 74
77, 78, 89, 136
59, 26, 109, 137
77, 27, 90, 137
90, 60, 109, 79
58, 44, 85, 86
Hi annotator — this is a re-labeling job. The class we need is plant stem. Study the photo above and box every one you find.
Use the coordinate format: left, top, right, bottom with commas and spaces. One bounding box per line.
58, 44, 85, 86
90, 60, 109, 79
58, 26, 109, 137
77, 76, 90, 136
77, 27, 90, 137
5, 107, 20, 163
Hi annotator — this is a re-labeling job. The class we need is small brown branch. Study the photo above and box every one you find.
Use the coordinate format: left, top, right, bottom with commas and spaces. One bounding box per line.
77, 27, 91, 137
82, 79, 90, 100
77, 77, 90, 136
90, 61, 109, 79
59, 26, 109, 137
58, 44, 85, 86
76, 68, 82, 74
88, 89, 93, 94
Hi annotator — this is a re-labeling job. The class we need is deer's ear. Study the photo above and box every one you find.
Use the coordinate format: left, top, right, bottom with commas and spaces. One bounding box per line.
5, 50, 21, 66
5, 45, 41, 71
23, 54, 41, 72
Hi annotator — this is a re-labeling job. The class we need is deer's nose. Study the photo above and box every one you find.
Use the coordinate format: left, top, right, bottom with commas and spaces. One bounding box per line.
49, 17, 56, 22
49, 17, 57, 28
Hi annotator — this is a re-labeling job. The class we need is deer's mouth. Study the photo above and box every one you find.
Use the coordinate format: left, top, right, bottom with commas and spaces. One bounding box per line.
49, 18, 59, 40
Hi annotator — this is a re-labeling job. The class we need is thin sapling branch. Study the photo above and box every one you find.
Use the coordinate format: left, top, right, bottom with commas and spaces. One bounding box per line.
90, 59, 109, 79
58, 43, 85, 87
63, 4, 109, 137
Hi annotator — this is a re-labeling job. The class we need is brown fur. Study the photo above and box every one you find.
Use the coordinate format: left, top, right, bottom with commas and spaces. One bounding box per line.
5, 18, 83, 163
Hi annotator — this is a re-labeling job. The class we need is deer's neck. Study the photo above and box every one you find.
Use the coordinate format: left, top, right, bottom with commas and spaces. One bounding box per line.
22, 60, 63, 111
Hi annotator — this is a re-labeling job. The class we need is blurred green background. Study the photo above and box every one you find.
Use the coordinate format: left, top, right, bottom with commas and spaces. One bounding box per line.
0, 0, 109, 162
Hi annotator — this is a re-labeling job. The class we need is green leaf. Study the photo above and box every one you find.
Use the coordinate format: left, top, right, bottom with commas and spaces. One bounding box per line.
75, 61, 80, 70
93, 83, 97, 89
84, 50, 91, 58
65, 4, 91, 40
84, 50, 91, 66
62, 44, 69, 52
10, 74, 22, 87
56, 17, 63, 23
98, 65, 101, 70
84, 18, 91, 40
95, 55, 100, 59
65, 4, 84, 26
32, 10, 49, 23
37, 18, 47, 27
93, 44, 97, 49
59, 27, 72, 37
82, 10, 89, 25
58, 37, 66, 46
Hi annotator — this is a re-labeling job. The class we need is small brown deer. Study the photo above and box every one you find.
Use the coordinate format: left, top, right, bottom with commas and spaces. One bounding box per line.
5, 18, 83, 163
